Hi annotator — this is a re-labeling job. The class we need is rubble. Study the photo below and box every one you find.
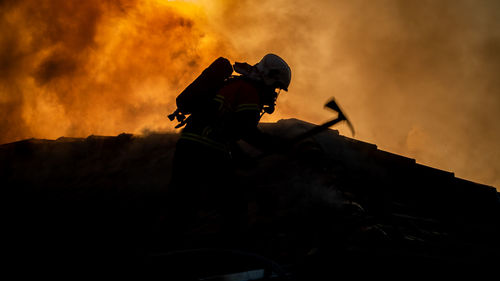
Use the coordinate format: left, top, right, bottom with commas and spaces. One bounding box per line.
2, 119, 499, 278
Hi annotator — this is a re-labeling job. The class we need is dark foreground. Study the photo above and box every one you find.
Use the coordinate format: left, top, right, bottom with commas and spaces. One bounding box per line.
3, 119, 499, 279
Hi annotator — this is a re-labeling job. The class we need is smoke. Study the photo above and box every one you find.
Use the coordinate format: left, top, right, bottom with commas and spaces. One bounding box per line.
0, 0, 236, 142
202, 0, 500, 190
1, 0, 499, 190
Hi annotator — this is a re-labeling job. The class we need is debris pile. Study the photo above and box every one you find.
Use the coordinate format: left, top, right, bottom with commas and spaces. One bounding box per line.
2, 119, 499, 278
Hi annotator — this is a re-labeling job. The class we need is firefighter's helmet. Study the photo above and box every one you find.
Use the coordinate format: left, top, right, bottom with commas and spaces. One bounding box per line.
255, 54, 291, 91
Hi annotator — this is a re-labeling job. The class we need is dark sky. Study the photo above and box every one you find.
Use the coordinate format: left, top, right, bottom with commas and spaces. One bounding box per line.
1, 0, 499, 190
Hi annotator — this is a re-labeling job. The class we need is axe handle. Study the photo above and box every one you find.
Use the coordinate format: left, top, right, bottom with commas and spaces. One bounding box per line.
290, 116, 345, 144
254, 116, 345, 160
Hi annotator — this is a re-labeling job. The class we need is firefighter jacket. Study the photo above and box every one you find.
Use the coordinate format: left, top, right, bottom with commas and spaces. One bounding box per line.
180, 77, 267, 154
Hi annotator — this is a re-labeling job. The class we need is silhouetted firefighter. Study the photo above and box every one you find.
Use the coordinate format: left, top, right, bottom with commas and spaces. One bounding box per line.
167, 54, 292, 241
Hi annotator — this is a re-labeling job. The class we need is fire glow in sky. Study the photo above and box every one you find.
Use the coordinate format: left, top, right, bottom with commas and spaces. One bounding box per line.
1, 0, 499, 190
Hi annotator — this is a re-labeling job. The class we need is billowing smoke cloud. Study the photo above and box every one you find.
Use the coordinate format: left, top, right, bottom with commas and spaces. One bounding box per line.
0, 0, 235, 142
1, 0, 499, 190
203, 0, 500, 190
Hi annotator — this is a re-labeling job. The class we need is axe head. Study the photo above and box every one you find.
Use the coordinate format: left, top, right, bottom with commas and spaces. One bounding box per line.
324, 98, 355, 136
325, 98, 346, 120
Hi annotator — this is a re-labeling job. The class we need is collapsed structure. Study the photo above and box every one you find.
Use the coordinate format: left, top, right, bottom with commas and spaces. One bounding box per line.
2, 119, 499, 278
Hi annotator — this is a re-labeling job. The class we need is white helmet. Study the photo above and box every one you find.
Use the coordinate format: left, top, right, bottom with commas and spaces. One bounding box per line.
255, 54, 291, 91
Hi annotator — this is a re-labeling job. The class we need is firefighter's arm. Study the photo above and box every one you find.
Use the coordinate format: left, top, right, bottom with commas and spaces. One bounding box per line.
241, 126, 285, 153
229, 108, 261, 142
230, 80, 287, 151
234, 110, 289, 153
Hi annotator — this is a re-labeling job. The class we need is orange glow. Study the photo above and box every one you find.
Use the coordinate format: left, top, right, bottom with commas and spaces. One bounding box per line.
0, 0, 236, 141
1, 0, 499, 191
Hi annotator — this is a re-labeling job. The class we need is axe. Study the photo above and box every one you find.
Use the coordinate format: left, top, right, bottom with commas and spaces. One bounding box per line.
256, 98, 354, 160
291, 98, 355, 143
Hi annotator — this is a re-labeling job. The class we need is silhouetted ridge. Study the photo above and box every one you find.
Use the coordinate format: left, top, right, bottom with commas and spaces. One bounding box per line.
2, 119, 499, 278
